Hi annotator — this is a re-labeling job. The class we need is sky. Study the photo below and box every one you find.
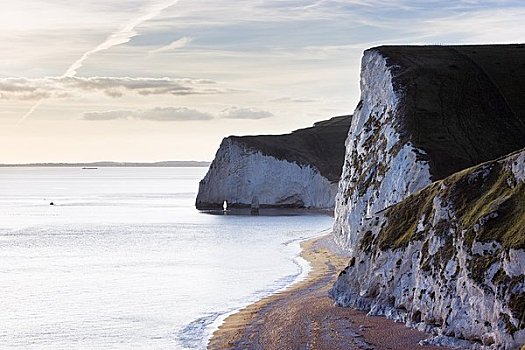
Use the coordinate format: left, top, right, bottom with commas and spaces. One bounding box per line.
1, 0, 524, 162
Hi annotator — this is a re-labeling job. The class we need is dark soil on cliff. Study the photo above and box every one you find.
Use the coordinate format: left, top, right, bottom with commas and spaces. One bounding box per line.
229, 115, 352, 182
375, 44, 525, 180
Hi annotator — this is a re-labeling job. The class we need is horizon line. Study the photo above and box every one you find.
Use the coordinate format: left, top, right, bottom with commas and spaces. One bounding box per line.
0, 160, 211, 167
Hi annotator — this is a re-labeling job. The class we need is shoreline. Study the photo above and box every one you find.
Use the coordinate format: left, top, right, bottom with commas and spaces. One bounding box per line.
205, 233, 316, 346
208, 234, 452, 350
205, 229, 329, 347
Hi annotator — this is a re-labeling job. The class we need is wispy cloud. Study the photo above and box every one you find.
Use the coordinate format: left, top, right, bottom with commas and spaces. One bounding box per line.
150, 37, 192, 53
83, 107, 213, 121
84, 105, 277, 122
418, 7, 525, 43
0, 76, 226, 100
64, 0, 181, 77
8, 0, 525, 128
18, 0, 181, 123
220, 107, 274, 120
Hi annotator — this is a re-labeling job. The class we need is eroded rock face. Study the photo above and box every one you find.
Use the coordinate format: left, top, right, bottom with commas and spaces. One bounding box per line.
332, 45, 525, 349
330, 148, 525, 349
333, 50, 432, 250
196, 115, 351, 209
334, 44, 525, 252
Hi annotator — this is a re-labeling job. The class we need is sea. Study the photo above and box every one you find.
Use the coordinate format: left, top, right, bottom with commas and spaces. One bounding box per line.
0, 167, 333, 349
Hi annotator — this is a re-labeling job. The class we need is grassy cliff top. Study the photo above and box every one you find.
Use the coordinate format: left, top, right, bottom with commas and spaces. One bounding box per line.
375, 147, 525, 251
373, 44, 525, 180
229, 115, 351, 182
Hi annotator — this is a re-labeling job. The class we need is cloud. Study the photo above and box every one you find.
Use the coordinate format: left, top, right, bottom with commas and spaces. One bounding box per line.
150, 37, 192, 53
0, 76, 227, 100
418, 7, 525, 43
220, 107, 274, 120
17, 0, 181, 124
83, 107, 213, 121
83, 110, 131, 121
270, 97, 318, 103
7, 0, 525, 128
85, 105, 276, 122
64, 0, 181, 77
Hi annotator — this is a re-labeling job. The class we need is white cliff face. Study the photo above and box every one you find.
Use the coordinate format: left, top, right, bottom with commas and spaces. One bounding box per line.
330, 46, 525, 349
196, 138, 338, 209
334, 50, 432, 251
330, 149, 525, 349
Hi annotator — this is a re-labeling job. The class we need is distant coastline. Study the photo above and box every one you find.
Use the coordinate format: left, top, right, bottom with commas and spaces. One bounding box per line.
0, 161, 211, 167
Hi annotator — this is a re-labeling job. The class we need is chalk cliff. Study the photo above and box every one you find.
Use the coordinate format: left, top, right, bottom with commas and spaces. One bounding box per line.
196, 115, 351, 209
331, 148, 525, 349
334, 45, 525, 251
332, 45, 525, 349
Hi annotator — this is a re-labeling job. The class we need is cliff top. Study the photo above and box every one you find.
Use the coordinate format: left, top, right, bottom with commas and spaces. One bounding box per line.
229, 115, 352, 182
371, 44, 525, 180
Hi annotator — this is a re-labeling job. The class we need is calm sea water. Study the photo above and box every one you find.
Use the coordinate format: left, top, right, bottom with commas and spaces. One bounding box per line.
0, 167, 333, 349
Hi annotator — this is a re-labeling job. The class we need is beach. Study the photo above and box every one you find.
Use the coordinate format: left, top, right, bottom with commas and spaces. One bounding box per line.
209, 234, 452, 350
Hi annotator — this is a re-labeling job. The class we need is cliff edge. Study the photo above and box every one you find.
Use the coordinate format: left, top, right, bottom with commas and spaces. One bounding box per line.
332, 45, 525, 349
334, 44, 525, 250
196, 115, 351, 209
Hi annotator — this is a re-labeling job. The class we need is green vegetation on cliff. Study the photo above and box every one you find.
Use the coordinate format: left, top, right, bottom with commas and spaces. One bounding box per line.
374, 150, 525, 251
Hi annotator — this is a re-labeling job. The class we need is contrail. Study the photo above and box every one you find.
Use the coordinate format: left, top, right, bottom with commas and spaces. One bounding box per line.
64, 0, 180, 78
17, 100, 44, 125
18, 0, 179, 124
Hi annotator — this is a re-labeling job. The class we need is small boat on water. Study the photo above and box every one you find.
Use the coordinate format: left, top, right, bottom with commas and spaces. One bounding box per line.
82, 167, 98, 170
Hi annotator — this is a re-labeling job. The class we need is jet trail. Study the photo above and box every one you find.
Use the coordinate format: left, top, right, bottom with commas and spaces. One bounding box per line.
64, 0, 180, 78
18, 0, 179, 124
17, 100, 44, 125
